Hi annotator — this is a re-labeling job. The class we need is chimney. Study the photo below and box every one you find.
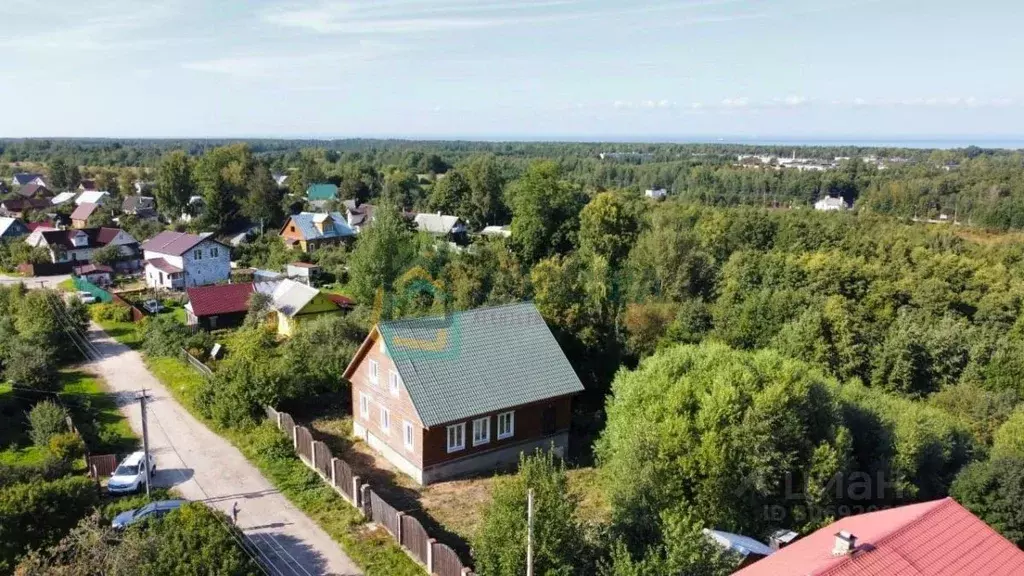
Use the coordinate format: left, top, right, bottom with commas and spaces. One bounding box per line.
832, 531, 856, 556
769, 530, 798, 551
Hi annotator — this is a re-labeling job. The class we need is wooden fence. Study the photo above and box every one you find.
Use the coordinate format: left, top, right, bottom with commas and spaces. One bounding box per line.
402, 514, 430, 566
180, 349, 213, 378
432, 541, 470, 576
266, 406, 475, 576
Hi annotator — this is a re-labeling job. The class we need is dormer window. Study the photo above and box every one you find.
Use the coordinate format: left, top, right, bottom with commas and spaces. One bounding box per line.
70, 232, 88, 248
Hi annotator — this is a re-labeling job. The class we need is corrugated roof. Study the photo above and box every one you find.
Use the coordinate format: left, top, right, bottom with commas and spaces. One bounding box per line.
306, 183, 338, 201
286, 212, 355, 241
39, 227, 130, 249
70, 202, 98, 221
186, 283, 254, 316
414, 213, 463, 234
0, 218, 25, 238
51, 192, 77, 205
735, 498, 1024, 576
17, 183, 51, 198
369, 302, 584, 427
12, 173, 43, 185
141, 230, 215, 256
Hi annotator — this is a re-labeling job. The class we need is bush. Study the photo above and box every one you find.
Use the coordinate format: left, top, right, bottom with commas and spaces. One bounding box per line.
0, 458, 71, 489
28, 400, 68, 447
142, 315, 191, 357
951, 456, 1024, 547
91, 303, 132, 323
5, 339, 59, 392
0, 476, 99, 573
48, 433, 85, 463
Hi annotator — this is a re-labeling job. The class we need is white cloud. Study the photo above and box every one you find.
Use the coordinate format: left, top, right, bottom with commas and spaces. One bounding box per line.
183, 41, 404, 79
721, 97, 750, 108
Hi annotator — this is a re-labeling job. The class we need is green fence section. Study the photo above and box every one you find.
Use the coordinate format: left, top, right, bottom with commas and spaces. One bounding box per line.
71, 276, 114, 303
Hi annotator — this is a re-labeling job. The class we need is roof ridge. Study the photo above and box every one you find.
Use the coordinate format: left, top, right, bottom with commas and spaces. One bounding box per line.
378, 301, 535, 328
816, 498, 955, 576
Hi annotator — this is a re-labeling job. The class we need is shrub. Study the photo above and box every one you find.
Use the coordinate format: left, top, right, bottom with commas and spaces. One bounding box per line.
0, 458, 71, 488
48, 433, 85, 463
5, 339, 59, 392
142, 315, 191, 357
91, 303, 132, 323
0, 476, 98, 572
28, 400, 68, 447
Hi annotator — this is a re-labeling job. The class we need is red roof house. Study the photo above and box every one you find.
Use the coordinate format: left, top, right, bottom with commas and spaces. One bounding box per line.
184, 283, 255, 330
735, 498, 1024, 576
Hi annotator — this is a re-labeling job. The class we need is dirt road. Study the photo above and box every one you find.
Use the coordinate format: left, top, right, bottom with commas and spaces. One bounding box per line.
87, 323, 362, 576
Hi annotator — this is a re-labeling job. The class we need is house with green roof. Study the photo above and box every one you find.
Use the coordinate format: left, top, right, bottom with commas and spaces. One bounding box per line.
343, 302, 584, 484
305, 183, 338, 205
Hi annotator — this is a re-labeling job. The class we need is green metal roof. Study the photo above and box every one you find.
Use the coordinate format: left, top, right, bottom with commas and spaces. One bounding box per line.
378, 302, 584, 428
306, 183, 338, 201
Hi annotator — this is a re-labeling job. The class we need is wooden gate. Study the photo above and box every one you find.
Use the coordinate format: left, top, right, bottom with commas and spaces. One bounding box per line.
431, 541, 468, 576
88, 454, 118, 478
295, 426, 313, 463
332, 458, 354, 500
369, 490, 401, 538
401, 514, 429, 565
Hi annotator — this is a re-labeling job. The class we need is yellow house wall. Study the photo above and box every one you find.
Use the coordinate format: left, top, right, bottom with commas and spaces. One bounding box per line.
276, 293, 341, 337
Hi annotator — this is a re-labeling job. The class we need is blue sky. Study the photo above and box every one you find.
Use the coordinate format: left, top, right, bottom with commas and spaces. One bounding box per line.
1, 0, 1021, 139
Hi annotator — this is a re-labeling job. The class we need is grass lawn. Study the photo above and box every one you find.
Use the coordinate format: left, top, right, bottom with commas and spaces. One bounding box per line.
143, 355, 424, 576
0, 370, 136, 466
57, 278, 75, 292
95, 319, 144, 350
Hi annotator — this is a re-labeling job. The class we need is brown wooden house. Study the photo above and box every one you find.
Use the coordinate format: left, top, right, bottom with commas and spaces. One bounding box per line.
344, 302, 584, 485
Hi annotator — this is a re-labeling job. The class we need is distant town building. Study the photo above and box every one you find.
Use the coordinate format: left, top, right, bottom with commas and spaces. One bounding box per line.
645, 188, 668, 200
814, 196, 850, 211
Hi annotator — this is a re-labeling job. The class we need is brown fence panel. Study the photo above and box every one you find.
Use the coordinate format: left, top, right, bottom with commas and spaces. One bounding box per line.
369, 490, 401, 538
279, 412, 295, 435
313, 440, 332, 478
401, 515, 429, 565
295, 426, 313, 463
431, 541, 467, 576
110, 294, 145, 321
332, 458, 353, 499
88, 455, 118, 478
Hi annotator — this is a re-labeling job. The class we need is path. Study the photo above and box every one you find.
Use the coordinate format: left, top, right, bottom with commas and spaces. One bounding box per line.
0, 273, 69, 289
86, 323, 362, 576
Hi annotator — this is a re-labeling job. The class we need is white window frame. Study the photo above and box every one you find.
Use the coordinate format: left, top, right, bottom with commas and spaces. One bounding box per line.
497, 411, 515, 440
388, 370, 401, 397
403, 421, 414, 451
368, 360, 379, 385
446, 423, 465, 453
472, 417, 490, 446
379, 407, 391, 434
359, 393, 370, 419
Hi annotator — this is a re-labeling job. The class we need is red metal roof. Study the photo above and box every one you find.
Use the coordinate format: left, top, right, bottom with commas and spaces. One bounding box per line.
70, 202, 98, 221
735, 498, 1024, 576
145, 258, 183, 274
186, 283, 254, 317
325, 293, 354, 309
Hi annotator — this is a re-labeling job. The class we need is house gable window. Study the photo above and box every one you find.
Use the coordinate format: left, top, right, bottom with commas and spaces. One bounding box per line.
368, 359, 379, 384
472, 416, 490, 447
359, 393, 370, 419
388, 370, 401, 397
380, 407, 391, 434
193, 249, 202, 260
446, 423, 465, 453
403, 421, 414, 451
497, 411, 515, 440
210, 246, 219, 258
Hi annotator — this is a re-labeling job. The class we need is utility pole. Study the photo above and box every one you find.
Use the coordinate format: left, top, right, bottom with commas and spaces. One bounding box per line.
139, 390, 151, 498
526, 489, 534, 576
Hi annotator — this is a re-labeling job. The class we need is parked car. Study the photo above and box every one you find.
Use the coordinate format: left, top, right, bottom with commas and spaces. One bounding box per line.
142, 299, 163, 314
111, 499, 186, 529
107, 451, 156, 495
76, 291, 96, 304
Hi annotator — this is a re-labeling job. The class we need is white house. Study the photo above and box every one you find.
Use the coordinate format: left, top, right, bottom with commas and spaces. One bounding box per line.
645, 188, 668, 200
814, 196, 850, 211
33, 228, 141, 270
141, 230, 230, 290
11, 173, 46, 188
413, 212, 466, 237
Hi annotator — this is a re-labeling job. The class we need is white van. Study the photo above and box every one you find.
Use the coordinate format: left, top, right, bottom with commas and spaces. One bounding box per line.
107, 451, 156, 495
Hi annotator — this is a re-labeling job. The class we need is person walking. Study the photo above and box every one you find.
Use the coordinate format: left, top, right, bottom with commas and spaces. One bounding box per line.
231, 501, 240, 526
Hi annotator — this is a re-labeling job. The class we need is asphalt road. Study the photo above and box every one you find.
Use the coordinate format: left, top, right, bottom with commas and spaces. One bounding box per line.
0, 273, 69, 289
86, 323, 362, 576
